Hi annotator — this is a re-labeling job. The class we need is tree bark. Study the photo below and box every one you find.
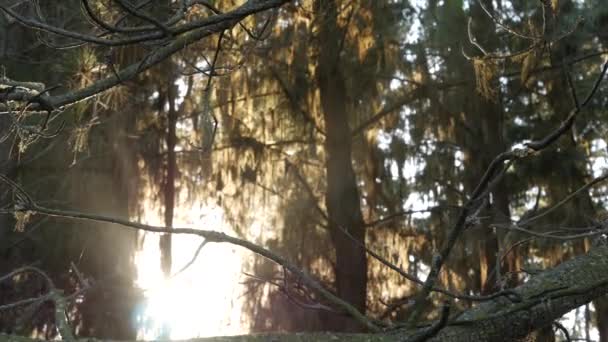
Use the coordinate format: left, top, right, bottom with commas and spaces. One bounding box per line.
315, 0, 368, 332
595, 296, 608, 342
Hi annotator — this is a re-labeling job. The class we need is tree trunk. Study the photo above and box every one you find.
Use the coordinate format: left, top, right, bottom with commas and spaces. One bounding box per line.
315, 0, 368, 332
595, 296, 608, 342
160, 82, 178, 277
467, 1, 509, 296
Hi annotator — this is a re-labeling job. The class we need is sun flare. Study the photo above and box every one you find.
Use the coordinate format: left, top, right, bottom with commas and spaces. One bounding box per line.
134, 204, 246, 340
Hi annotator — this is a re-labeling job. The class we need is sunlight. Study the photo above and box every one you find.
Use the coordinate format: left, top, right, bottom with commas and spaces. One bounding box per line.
134, 203, 247, 340
560, 304, 599, 341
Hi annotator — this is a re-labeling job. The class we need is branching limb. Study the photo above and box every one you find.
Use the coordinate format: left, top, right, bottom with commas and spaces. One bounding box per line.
113, 0, 173, 36
518, 171, 608, 226
2, 0, 291, 113
407, 302, 450, 342
405, 59, 608, 327
0, 176, 379, 332
0, 266, 75, 340
340, 225, 521, 303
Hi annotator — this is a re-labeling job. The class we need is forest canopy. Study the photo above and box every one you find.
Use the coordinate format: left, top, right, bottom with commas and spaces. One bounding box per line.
1, 0, 608, 341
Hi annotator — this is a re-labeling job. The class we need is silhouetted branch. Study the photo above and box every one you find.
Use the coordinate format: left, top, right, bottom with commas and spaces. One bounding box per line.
518, 171, 608, 227
406, 58, 608, 327
0, 175, 379, 332
0, 0, 290, 113
0, 266, 75, 340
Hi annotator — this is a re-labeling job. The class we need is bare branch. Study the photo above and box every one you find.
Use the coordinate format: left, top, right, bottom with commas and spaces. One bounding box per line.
0, 266, 75, 340
1, 0, 291, 113
518, 172, 608, 227
0, 175, 379, 332
405, 58, 608, 327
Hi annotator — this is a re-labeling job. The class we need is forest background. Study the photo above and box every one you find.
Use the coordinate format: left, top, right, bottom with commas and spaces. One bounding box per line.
1, 0, 608, 341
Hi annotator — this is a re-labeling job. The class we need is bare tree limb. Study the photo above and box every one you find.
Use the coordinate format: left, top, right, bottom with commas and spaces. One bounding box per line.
405, 58, 608, 327
0, 176, 379, 332
0, 0, 291, 113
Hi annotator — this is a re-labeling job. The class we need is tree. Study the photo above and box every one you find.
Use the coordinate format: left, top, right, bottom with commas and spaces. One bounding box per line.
1, 0, 608, 341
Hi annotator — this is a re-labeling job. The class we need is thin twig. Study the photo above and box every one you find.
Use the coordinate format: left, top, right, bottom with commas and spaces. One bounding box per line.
519, 172, 608, 226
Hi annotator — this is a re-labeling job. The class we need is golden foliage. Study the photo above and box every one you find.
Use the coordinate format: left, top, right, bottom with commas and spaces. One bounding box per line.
510, 47, 543, 89
473, 57, 499, 100
13, 210, 32, 232
71, 47, 99, 89
551, 0, 559, 15
70, 126, 90, 154
69, 116, 99, 157
520, 50, 539, 88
